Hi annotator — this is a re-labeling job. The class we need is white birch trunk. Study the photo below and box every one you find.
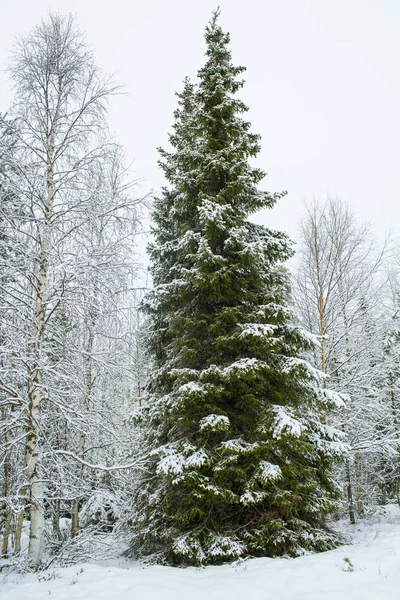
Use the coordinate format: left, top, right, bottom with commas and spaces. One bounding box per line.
25, 139, 55, 567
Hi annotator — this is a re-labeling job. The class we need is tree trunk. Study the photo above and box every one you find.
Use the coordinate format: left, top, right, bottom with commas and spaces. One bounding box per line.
355, 453, 365, 517
345, 459, 356, 524
71, 499, 80, 538
53, 500, 62, 541
1, 510, 11, 557
1, 438, 10, 557
26, 361, 45, 567
14, 508, 24, 554
70, 284, 96, 538
24, 138, 55, 568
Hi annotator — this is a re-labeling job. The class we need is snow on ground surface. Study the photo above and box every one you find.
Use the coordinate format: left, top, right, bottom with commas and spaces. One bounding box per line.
2, 505, 400, 600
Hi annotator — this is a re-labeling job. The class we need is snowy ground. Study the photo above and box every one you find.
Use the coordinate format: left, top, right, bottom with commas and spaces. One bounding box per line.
2, 506, 400, 600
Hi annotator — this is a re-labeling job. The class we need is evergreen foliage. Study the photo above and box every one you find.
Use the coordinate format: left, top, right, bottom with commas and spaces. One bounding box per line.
132, 10, 346, 566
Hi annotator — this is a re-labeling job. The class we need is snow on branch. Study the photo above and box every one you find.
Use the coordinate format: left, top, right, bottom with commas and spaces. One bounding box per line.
54, 450, 149, 472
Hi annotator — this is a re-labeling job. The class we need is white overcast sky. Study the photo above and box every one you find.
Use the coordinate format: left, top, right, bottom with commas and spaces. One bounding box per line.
1, 0, 399, 245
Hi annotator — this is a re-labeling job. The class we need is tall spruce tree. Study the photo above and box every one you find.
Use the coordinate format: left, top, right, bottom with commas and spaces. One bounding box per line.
133, 10, 346, 565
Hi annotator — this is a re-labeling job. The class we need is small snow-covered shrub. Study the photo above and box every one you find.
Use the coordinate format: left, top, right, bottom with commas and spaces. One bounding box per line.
80, 490, 122, 530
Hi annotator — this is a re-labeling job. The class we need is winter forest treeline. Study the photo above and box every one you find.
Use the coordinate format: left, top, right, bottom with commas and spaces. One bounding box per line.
1, 11, 399, 570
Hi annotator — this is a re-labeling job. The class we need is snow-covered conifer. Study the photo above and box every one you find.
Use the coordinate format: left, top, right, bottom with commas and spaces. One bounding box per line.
131, 10, 345, 566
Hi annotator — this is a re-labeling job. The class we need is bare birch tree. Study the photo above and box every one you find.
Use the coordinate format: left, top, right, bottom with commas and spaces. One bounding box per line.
295, 197, 393, 521
0, 12, 141, 568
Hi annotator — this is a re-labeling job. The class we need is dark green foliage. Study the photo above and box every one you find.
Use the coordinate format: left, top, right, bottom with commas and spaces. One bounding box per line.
131, 10, 345, 566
